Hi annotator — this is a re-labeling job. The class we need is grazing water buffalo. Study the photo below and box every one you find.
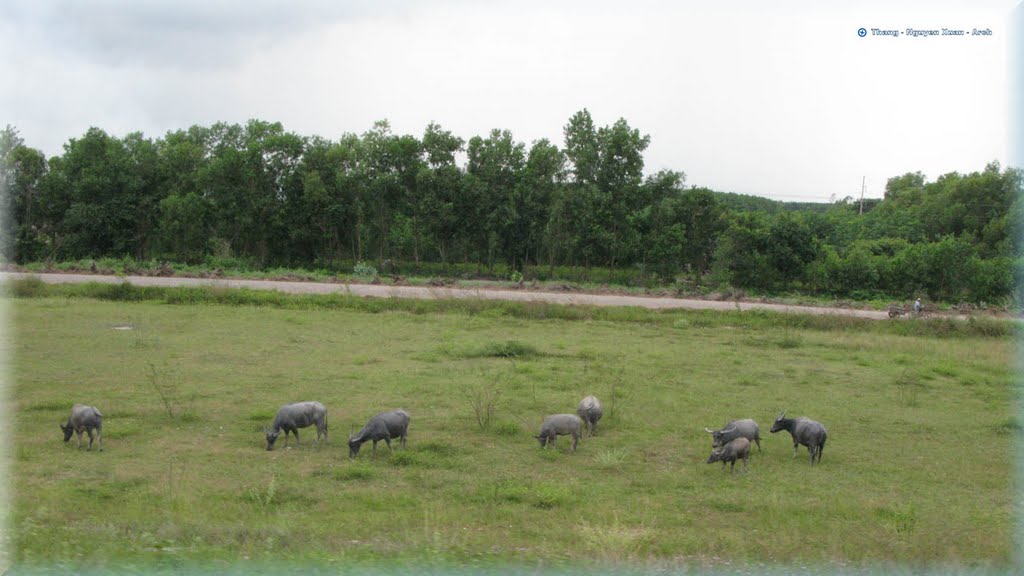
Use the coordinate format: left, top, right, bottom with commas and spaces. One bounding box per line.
349, 409, 410, 458
770, 411, 827, 465
705, 418, 761, 452
535, 414, 583, 453
60, 404, 103, 451
265, 401, 328, 451
706, 437, 751, 473
577, 395, 603, 437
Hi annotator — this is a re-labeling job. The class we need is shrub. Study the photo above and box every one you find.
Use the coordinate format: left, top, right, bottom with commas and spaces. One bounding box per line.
352, 261, 378, 278
468, 383, 500, 430
531, 484, 574, 509
336, 464, 375, 481
594, 447, 630, 468
491, 421, 520, 436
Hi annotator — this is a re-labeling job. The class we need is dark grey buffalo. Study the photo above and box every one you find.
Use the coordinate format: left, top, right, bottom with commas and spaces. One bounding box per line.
60, 404, 103, 451
577, 395, 603, 437
705, 418, 761, 452
706, 437, 751, 473
770, 411, 827, 465
535, 414, 583, 453
265, 401, 328, 451
348, 409, 410, 458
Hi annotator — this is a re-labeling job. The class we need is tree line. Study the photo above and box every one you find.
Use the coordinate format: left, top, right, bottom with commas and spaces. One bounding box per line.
1, 111, 1020, 304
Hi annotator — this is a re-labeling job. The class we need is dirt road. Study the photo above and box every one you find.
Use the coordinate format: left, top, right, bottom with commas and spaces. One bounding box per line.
1, 271, 902, 320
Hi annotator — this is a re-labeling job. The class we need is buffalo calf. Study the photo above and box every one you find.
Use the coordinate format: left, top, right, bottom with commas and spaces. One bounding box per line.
706, 437, 750, 473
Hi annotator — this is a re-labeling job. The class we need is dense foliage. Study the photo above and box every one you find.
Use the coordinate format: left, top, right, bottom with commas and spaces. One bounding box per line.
1, 114, 1020, 303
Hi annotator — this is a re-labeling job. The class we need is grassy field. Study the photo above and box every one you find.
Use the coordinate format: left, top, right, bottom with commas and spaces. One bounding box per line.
6, 289, 1018, 572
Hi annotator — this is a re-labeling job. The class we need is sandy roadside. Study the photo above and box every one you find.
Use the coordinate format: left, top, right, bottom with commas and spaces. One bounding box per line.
0, 271, 908, 320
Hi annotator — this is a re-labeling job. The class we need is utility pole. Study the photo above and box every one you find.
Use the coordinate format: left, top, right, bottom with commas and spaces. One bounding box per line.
859, 176, 865, 215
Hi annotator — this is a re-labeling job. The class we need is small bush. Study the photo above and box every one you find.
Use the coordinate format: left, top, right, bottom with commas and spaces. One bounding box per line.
336, 464, 375, 481
389, 451, 424, 467
483, 478, 529, 504
468, 383, 500, 430
708, 499, 746, 513
579, 519, 652, 558
876, 504, 918, 535
531, 484, 574, 509
472, 340, 542, 359
25, 400, 70, 412
993, 417, 1022, 435
966, 316, 1012, 337
491, 421, 520, 436
594, 447, 630, 468
102, 424, 141, 440
146, 362, 196, 420
931, 362, 960, 378
244, 476, 277, 510
537, 448, 561, 461
178, 411, 201, 423
775, 332, 803, 349
8, 276, 48, 297
895, 370, 923, 407
352, 261, 378, 278
248, 409, 277, 422
417, 441, 458, 457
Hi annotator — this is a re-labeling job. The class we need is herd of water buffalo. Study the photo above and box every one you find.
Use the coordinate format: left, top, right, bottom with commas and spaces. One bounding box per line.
59, 397, 828, 471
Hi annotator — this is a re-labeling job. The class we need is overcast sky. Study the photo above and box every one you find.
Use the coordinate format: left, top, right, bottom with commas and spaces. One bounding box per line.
0, 0, 1016, 202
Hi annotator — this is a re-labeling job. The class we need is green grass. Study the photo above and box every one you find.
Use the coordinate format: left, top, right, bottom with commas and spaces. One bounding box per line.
4, 277, 1016, 340
7, 293, 1017, 571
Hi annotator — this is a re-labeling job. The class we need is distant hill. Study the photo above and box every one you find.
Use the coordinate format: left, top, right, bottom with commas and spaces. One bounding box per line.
706, 189, 830, 214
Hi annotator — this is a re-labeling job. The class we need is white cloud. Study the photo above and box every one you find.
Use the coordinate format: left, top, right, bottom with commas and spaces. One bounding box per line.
1, 0, 1014, 200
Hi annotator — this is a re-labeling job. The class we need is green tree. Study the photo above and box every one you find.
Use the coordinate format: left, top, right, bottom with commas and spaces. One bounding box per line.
677, 187, 722, 275
563, 109, 599, 186
202, 120, 305, 265
764, 212, 820, 284
158, 192, 211, 263
1, 127, 48, 261
153, 126, 212, 261
466, 129, 525, 270
884, 171, 925, 202
414, 123, 465, 264
361, 120, 423, 262
122, 132, 163, 259
560, 110, 651, 269
636, 170, 686, 280
711, 212, 774, 291
42, 127, 148, 259
519, 139, 564, 268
